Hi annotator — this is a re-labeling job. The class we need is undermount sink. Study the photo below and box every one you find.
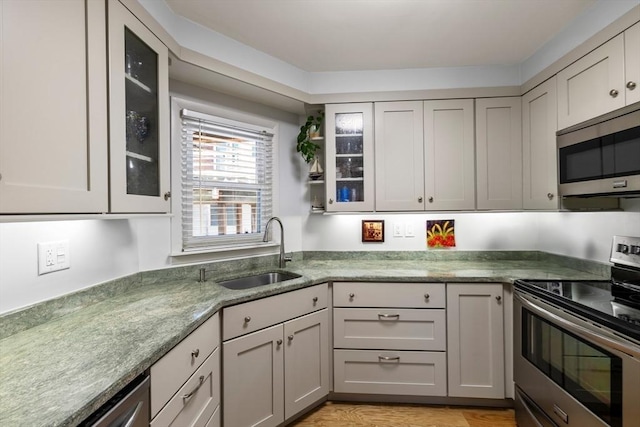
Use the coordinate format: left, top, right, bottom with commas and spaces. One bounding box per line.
218, 271, 301, 290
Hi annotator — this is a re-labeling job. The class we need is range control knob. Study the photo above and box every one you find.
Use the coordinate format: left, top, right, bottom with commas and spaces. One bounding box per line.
617, 243, 630, 254
630, 245, 640, 255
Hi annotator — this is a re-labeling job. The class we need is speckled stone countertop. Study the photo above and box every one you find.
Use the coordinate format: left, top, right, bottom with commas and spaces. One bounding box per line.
0, 252, 610, 427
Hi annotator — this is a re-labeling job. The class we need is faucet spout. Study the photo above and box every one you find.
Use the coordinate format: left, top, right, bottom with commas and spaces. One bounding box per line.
263, 217, 291, 268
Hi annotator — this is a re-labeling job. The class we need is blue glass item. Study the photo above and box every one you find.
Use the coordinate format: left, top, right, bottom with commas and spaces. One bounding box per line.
339, 186, 350, 202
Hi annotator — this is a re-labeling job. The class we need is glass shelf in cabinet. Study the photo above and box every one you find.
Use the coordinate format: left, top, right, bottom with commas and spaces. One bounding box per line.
125, 73, 153, 93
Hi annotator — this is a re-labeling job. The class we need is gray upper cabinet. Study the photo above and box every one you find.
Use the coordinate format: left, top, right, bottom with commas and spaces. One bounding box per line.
108, 0, 170, 213
0, 0, 108, 214
476, 97, 523, 210
522, 77, 559, 210
374, 101, 425, 211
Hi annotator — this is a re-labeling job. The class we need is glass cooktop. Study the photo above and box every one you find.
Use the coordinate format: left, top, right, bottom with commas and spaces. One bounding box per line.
515, 279, 640, 342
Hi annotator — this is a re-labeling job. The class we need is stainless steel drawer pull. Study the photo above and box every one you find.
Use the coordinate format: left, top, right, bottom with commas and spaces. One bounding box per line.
424, 293, 430, 300
313, 296, 318, 303
276, 339, 282, 346
349, 293, 355, 299
627, 81, 637, 90
609, 89, 619, 97
183, 375, 205, 400
191, 349, 200, 358
378, 313, 400, 320
496, 296, 502, 302
378, 355, 400, 361
288, 335, 294, 341
244, 316, 251, 323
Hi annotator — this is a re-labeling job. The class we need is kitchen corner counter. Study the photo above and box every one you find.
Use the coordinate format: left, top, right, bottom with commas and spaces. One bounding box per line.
0, 252, 609, 427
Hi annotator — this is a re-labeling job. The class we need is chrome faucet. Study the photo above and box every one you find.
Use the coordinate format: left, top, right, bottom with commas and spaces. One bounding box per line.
263, 217, 292, 268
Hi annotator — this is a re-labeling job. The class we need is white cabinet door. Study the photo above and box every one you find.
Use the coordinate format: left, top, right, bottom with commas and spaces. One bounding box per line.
108, 0, 170, 213
625, 22, 640, 106
0, 0, 108, 213
522, 77, 559, 210
476, 97, 522, 210
424, 99, 476, 210
284, 309, 329, 419
223, 325, 284, 427
374, 101, 424, 211
557, 34, 625, 130
447, 283, 504, 399
325, 103, 374, 211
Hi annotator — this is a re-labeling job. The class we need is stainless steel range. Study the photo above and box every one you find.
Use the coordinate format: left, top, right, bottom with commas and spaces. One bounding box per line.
514, 235, 640, 427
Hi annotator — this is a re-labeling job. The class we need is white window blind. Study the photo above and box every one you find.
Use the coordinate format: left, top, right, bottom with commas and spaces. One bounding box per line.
180, 108, 273, 251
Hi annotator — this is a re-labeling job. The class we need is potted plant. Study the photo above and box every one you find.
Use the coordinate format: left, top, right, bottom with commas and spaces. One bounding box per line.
296, 111, 324, 163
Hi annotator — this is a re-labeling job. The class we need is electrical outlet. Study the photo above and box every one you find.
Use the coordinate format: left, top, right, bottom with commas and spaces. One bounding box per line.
38, 240, 70, 275
393, 223, 404, 237
405, 223, 416, 237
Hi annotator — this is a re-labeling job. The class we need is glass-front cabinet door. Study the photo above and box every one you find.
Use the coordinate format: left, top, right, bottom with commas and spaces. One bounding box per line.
108, 0, 170, 212
325, 103, 374, 211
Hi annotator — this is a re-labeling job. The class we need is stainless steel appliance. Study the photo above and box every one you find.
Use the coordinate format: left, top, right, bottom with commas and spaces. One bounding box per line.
514, 235, 640, 427
79, 375, 149, 427
557, 104, 640, 198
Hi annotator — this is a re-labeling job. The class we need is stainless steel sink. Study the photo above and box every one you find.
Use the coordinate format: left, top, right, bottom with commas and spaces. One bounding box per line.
217, 271, 301, 290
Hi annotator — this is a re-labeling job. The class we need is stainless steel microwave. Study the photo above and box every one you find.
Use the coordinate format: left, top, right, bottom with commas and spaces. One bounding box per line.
557, 104, 640, 198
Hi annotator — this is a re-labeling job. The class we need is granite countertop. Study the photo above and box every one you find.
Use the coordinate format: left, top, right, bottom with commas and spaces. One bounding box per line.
0, 253, 609, 427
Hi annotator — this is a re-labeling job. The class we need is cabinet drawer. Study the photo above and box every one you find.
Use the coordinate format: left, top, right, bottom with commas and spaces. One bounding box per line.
151, 313, 220, 417
334, 308, 446, 351
151, 348, 220, 427
333, 282, 445, 308
223, 283, 328, 341
333, 349, 447, 396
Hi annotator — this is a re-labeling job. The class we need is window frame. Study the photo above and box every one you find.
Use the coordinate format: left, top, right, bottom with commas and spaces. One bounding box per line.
170, 96, 280, 260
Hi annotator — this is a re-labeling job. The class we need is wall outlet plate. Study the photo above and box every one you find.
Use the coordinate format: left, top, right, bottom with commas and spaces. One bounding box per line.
38, 240, 70, 275
393, 223, 404, 237
405, 223, 416, 237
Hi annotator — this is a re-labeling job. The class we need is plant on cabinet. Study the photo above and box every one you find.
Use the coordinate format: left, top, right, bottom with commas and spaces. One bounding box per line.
296, 111, 324, 163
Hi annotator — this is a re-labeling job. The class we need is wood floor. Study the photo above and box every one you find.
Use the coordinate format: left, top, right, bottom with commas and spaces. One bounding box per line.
289, 402, 517, 427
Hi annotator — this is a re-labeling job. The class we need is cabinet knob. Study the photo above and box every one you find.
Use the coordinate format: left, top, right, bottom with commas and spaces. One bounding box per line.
547, 193, 554, 200
276, 339, 283, 346
418, 197, 423, 203
609, 89, 619, 98
244, 316, 251, 323
288, 335, 294, 341
496, 296, 502, 302
164, 191, 171, 201
349, 293, 355, 299
627, 81, 637, 90
329, 198, 334, 204
428, 196, 434, 203
424, 293, 430, 300
313, 296, 318, 304
191, 349, 200, 358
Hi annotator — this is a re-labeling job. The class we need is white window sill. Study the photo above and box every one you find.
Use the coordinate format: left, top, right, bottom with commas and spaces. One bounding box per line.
170, 242, 280, 265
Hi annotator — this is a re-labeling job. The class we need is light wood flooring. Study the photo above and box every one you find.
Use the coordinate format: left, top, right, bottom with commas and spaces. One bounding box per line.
289, 402, 517, 427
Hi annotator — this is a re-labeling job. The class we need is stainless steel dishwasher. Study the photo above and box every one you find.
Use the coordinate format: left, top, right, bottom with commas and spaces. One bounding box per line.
79, 375, 149, 427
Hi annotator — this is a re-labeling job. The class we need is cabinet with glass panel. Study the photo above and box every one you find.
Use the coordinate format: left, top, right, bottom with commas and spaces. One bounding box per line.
108, 0, 170, 212
324, 103, 374, 212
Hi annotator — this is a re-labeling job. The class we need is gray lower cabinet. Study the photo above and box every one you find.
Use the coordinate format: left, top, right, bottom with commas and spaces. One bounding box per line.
150, 313, 221, 427
222, 284, 330, 427
332, 282, 447, 396
447, 283, 505, 399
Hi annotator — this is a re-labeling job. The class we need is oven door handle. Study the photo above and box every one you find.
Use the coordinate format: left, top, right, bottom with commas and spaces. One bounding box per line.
515, 291, 640, 358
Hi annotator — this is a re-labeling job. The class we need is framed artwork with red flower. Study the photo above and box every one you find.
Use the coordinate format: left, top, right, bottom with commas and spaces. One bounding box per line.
427, 220, 455, 248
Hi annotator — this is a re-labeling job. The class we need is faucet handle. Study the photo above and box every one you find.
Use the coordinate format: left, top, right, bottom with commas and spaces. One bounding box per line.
284, 253, 293, 263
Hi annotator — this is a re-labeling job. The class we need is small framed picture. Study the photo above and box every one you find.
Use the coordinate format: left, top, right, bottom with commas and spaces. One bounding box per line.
362, 220, 384, 243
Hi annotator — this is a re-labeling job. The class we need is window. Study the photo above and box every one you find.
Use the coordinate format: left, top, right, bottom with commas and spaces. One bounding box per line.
179, 108, 273, 251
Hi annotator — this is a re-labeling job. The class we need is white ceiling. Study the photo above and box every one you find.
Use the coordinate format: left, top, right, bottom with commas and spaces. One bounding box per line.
165, 0, 597, 72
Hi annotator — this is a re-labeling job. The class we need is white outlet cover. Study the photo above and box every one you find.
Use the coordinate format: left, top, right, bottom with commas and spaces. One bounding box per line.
38, 240, 70, 275
405, 223, 416, 237
393, 223, 404, 237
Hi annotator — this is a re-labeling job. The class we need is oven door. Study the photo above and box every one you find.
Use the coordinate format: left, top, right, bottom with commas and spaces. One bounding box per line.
514, 291, 640, 427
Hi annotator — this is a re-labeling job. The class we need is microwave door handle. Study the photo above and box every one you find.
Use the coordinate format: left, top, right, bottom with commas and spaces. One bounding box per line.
515, 292, 640, 358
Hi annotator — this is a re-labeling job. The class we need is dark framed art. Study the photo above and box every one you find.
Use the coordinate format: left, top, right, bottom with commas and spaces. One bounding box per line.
362, 220, 384, 242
